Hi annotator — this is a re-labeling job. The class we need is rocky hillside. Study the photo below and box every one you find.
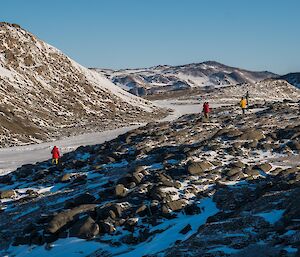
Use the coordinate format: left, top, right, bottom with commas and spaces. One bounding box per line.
0, 22, 165, 148
192, 79, 300, 104
0, 100, 299, 256
93, 61, 276, 96
279, 73, 300, 89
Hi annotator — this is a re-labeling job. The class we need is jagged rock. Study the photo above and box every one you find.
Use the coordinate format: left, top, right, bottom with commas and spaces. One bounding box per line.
14, 164, 35, 179
149, 186, 172, 201
115, 184, 128, 198
97, 202, 132, 220
98, 221, 115, 234
134, 166, 145, 173
65, 193, 96, 208
161, 179, 181, 189
0, 174, 12, 184
184, 203, 201, 215
135, 204, 148, 216
187, 161, 212, 175
230, 161, 246, 169
225, 167, 241, 177
72, 174, 87, 184
125, 217, 139, 226
179, 224, 192, 235
254, 163, 272, 173
25, 189, 39, 198
46, 204, 96, 234
69, 216, 99, 239
132, 172, 144, 184
33, 169, 49, 181
244, 169, 260, 177
279, 167, 300, 177
167, 199, 187, 212
0, 190, 16, 199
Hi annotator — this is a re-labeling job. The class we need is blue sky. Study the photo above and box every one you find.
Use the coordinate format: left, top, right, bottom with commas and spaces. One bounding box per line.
1, 0, 299, 74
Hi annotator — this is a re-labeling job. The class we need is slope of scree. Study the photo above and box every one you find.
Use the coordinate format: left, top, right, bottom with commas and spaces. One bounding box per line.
0, 100, 299, 256
93, 61, 277, 96
0, 22, 165, 148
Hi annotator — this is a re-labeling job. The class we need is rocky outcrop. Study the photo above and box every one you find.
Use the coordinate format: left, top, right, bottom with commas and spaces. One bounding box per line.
1, 100, 300, 256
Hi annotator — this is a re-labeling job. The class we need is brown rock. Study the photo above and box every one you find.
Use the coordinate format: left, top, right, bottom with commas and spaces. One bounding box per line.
188, 161, 213, 175
115, 184, 128, 198
0, 190, 16, 199
69, 216, 99, 239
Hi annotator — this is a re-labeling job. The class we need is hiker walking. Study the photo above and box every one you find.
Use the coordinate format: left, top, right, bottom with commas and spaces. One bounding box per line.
246, 91, 249, 105
240, 97, 247, 115
203, 102, 210, 119
51, 146, 60, 165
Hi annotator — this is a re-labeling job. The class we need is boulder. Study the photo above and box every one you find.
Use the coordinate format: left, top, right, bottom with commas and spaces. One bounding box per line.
184, 203, 201, 215
135, 204, 148, 217
230, 161, 246, 169
98, 221, 115, 234
46, 204, 96, 234
149, 186, 172, 201
179, 224, 192, 235
215, 128, 242, 139
72, 174, 87, 184
69, 216, 99, 239
167, 199, 187, 212
0, 190, 16, 199
239, 129, 265, 141
65, 193, 96, 208
254, 163, 272, 173
244, 169, 260, 177
225, 168, 241, 177
0, 174, 12, 184
97, 202, 132, 220
33, 169, 49, 181
132, 172, 144, 184
115, 184, 128, 198
125, 217, 139, 226
187, 161, 212, 175
60, 173, 72, 183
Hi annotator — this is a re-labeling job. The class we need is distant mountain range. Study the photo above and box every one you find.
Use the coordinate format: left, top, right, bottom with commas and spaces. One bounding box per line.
92, 61, 277, 96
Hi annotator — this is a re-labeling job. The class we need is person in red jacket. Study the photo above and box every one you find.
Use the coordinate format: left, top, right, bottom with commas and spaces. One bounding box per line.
51, 146, 60, 165
203, 102, 210, 119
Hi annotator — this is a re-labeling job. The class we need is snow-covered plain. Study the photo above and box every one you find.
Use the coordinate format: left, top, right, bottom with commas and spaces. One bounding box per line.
0, 100, 208, 175
0, 125, 140, 175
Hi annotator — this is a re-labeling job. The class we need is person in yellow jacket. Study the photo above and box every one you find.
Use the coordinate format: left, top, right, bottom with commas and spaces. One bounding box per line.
240, 97, 247, 114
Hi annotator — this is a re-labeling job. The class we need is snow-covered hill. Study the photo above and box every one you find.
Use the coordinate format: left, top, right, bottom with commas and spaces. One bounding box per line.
0, 22, 165, 148
92, 61, 277, 96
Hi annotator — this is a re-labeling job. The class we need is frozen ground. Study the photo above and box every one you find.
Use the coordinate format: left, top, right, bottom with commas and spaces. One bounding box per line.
0, 100, 213, 175
0, 126, 140, 176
